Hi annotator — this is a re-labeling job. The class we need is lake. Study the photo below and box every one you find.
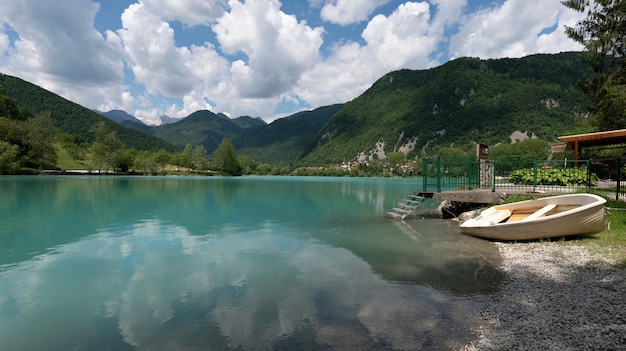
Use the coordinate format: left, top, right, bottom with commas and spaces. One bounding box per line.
0, 176, 504, 350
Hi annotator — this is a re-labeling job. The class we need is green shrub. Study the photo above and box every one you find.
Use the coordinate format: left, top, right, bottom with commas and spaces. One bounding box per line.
508, 167, 597, 186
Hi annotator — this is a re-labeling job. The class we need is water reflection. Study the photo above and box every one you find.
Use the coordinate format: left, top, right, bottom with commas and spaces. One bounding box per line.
0, 176, 416, 266
0, 176, 503, 350
319, 217, 504, 295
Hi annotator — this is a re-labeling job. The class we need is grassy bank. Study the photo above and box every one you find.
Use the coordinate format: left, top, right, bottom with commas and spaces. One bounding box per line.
506, 191, 626, 267
575, 194, 626, 267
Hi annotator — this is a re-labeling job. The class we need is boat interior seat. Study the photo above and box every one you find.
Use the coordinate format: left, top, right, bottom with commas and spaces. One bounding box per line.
522, 203, 557, 221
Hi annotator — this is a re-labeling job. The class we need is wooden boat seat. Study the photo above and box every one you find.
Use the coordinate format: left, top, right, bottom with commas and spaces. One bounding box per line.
521, 204, 557, 221
469, 209, 512, 226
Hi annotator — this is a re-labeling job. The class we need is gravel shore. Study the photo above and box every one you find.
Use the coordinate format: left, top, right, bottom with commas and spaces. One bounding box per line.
463, 241, 626, 351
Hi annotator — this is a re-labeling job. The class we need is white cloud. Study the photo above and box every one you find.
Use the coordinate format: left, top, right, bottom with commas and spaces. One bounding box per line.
448, 0, 583, 59
118, 3, 197, 97
430, 0, 466, 25
0, 0, 124, 87
212, 0, 324, 99
141, 0, 229, 26
296, 42, 369, 107
362, 2, 437, 70
0, 31, 8, 55
535, 7, 585, 53
320, 0, 391, 25
296, 1, 441, 107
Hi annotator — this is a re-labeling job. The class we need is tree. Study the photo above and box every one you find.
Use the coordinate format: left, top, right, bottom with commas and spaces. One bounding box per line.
154, 149, 171, 172
117, 148, 137, 173
490, 139, 551, 161
182, 144, 194, 170
26, 111, 57, 170
192, 145, 209, 170
213, 138, 241, 176
0, 94, 20, 120
0, 140, 19, 174
171, 151, 186, 171
90, 122, 123, 172
256, 163, 272, 175
0, 117, 28, 168
386, 151, 405, 167
563, 0, 626, 129
238, 155, 258, 175
135, 150, 156, 174
437, 147, 466, 157
57, 133, 87, 162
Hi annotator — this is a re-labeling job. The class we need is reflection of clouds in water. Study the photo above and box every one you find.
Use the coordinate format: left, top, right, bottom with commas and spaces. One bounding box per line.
0, 218, 473, 351
290, 243, 467, 350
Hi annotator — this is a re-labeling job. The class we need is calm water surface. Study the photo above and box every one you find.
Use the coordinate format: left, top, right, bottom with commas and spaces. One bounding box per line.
0, 176, 504, 350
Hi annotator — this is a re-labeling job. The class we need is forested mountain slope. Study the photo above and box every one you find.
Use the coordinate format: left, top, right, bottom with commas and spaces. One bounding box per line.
151, 110, 266, 152
1, 52, 597, 167
0, 74, 177, 151
232, 104, 344, 165
299, 52, 594, 165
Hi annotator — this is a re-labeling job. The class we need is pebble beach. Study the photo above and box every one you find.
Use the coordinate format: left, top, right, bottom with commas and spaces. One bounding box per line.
463, 241, 626, 351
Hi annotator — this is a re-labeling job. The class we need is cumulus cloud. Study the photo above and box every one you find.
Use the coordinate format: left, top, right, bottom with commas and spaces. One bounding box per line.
141, 0, 228, 26
448, 0, 584, 59
118, 2, 206, 98
0, 0, 124, 87
535, 7, 585, 53
296, 1, 440, 107
362, 2, 437, 70
0, 30, 8, 55
320, 0, 391, 25
213, 0, 323, 99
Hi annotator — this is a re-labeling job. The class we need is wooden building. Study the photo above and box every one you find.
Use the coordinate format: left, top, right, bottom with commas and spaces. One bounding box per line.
553, 129, 626, 160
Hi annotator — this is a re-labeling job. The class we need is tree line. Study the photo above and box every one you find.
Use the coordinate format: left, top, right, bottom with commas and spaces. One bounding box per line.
56, 122, 253, 176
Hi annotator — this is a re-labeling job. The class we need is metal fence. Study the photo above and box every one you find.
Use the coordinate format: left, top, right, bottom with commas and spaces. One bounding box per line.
422, 156, 602, 194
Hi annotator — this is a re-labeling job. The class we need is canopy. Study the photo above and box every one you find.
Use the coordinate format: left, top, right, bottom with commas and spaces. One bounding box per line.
555, 129, 626, 160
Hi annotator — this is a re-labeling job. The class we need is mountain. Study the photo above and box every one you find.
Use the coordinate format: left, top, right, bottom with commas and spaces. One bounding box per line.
285, 104, 344, 130
299, 52, 594, 165
96, 109, 145, 125
0, 52, 598, 167
151, 110, 265, 152
232, 115, 266, 129
0, 74, 178, 152
137, 115, 181, 126
232, 104, 344, 165
149, 105, 338, 165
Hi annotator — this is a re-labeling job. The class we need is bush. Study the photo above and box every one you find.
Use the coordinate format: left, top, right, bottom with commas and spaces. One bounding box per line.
509, 167, 597, 186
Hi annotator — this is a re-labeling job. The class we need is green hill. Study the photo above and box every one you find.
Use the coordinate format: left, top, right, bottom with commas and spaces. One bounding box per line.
299, 52, 594, 165
232, 104, 344, 165
151, 110, 265, 152
0, 52, 599, 168
0, 74, 177, 152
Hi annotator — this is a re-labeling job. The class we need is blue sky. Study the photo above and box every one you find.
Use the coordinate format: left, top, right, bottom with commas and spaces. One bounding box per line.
0, 0, 583, 124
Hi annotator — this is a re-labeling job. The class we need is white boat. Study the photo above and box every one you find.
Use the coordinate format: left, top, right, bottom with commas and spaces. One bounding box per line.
459, 193, 607, 240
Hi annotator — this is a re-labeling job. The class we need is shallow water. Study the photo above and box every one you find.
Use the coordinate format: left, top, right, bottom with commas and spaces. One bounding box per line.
0, 176, 503, 350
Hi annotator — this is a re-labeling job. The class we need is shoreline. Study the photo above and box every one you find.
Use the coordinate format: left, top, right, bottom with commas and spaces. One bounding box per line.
462, 241, 626, 350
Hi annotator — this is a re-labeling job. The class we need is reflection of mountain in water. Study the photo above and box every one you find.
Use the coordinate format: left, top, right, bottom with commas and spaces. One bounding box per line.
0, 176, 405, 266
1, 176, 504, 297
0, 176, 501, 350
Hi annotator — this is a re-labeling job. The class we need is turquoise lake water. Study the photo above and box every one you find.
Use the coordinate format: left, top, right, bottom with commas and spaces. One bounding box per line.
0, 176, 504, 350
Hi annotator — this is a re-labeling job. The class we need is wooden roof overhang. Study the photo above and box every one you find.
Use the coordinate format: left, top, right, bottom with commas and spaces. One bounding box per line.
555, 129, 626, 160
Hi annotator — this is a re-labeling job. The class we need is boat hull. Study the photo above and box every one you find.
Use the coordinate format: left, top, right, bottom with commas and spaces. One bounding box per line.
459, 194, 607, 241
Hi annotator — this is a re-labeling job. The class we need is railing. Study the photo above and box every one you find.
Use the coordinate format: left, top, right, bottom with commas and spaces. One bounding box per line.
422, 156, 596, 194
